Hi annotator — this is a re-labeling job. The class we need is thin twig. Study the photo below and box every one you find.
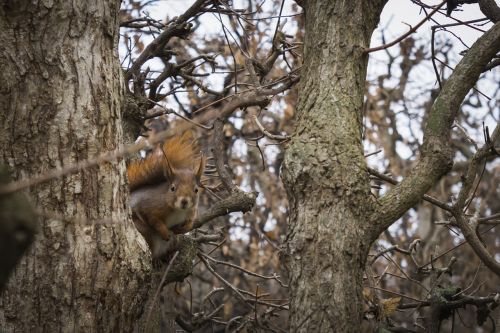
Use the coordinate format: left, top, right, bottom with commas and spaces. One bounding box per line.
365, 1, 446, 53
145, 251, 179, 331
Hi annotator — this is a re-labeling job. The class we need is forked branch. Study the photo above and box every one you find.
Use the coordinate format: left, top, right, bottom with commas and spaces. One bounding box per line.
368, 22, 500, 238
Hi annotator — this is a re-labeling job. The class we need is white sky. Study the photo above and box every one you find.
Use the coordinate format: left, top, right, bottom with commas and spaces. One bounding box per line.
143, 0, 494, 45
378, 0, 492, 46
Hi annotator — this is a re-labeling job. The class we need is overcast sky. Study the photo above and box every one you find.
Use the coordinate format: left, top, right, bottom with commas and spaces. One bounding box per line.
145, 0, 493, 46
379, 0, 491, 45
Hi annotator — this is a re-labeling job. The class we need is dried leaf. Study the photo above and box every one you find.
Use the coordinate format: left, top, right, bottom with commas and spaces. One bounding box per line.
380, 297, 401, 317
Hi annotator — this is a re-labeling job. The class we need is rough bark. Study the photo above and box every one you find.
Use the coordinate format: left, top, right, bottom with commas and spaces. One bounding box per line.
281, 1, 387, 331
0, 1, 151, 332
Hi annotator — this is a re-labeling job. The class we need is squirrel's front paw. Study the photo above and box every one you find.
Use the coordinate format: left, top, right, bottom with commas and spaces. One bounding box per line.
171, 220, 193, 234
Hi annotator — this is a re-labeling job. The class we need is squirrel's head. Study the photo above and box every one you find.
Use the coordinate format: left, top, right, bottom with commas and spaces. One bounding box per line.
163, 154, 205, 210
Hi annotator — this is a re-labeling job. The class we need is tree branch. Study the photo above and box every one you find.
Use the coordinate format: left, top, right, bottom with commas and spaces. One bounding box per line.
367, 167, 453, 212
454, 213, 500, 276
124, 0, 208, 81
192, 119, 257, 229
193, 190, 257, 229
364, 1, 446, 53
448, 124, 500, 277
479, 0, 500, 22
368, 21, 500, 238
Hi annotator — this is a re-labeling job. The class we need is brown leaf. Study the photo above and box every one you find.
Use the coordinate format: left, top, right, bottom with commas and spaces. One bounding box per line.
380, 297, 401, 317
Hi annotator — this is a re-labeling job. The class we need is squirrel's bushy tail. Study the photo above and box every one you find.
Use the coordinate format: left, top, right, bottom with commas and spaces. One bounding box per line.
127, 131, 202, 191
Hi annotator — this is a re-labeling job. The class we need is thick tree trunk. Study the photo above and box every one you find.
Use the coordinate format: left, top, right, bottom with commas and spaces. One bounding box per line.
0, 1, 151, 332
282, 1, 386, 332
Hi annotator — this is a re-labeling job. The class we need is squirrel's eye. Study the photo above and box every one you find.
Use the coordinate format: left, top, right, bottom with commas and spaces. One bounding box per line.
194, 187, 199, 193
170, 186, 176, 192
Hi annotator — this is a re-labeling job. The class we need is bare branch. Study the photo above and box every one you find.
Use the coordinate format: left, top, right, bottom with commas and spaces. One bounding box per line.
124, 0, 208, 81
479, 0, 500, 22
369, 21, 500, 237
0, 125, 178, 195
364, 1, 446, 53
193, 188, 257, 229
145, 251, 179, 332
192, 119, 257, 229
367, 167, 453, 212
454, 213, 500, 277
252, 115, 291, 141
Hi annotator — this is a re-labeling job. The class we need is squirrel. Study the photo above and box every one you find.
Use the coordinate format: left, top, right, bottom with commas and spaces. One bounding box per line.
127, 131, 205, 258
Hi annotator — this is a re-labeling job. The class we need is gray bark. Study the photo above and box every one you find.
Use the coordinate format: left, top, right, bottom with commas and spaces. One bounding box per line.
0, 1, 151, 332
281, 1, 387, 331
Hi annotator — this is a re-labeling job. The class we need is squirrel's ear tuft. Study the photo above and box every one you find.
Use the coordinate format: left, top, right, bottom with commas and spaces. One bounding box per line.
161, 147, 175, 179
195, 153, 206, 180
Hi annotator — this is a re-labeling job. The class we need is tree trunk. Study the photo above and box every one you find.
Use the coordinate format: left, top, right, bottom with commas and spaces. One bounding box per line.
281, 1, 386, 331
0, 1, 151, 332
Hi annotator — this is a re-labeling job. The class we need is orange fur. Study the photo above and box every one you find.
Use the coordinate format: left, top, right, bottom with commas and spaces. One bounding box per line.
127, 131, 202, 191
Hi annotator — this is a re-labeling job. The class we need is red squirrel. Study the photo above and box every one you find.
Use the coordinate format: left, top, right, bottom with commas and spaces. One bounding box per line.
127, 131, 205, 258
